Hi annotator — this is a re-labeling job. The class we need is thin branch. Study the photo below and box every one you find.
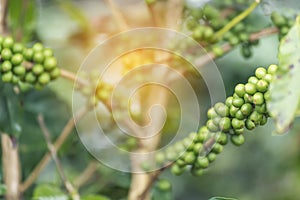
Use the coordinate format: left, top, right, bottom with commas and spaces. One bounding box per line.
20, 107, 89, 192
73, 161, 99, 188
60, 68, 89, 87
214, 0, 261, 39
146, 3, 159, 27
104, 0, 129, 31
1, 134, 20, 200
0, 0, 8, 35
37, 115, 80, 200
138, 163, 172, 200
165, 0, 184, 29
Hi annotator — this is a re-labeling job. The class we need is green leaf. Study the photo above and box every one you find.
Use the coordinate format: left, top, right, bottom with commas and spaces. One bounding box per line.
81, 194, 110, 200
0, 84, 23, 137
32, 184, 68, 200
209, 197, 237, 200
268, 16, 300, 134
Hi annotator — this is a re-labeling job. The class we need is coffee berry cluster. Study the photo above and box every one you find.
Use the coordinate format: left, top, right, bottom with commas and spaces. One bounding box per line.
0, 36, 60, 90
153, 64, 277, 176
271, 12, 295, 40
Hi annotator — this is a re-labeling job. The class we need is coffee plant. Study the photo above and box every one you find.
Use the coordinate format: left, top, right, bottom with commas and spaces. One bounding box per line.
0, 0, 300, 200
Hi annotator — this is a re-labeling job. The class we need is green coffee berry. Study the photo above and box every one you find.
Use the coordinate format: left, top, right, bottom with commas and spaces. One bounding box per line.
248, 76, 258, 85
232, 97, 244, 108
245, 119, 256, 130
231, 118, 244, 129
253, 92, 264, 105
249, 111, 262, 125
245, 82, 256, 95
184, 152, 196, 164
213, 116, 222, 126
38, 73, 51, 85
218, 133, 228, 145
157, 179, 172, 191
235, 110, 245, 120
1, 61, 12, 72
12, 75, 19, 84
212, 143, 223, 154
207, 119, 219, 132
2, 71, 13, 82
33, 52, 45, 63
207, 152, 217, 163
171, 164, 185, 176
12, 43, 24, 53
50, 68, 60, 79
255, 104, 267, 114
267, 64, 278, 75
244, 93, 253, 103
235, 84, 245, 98
231, 134, 245, 146
229, 105, 239, 117
176, 159, 186, 167
240, 103, 252, 116
32, 43, 44, 52
44, 57, 57, 71
219, 117, 231, 132
32, 64, 44, 75
43, 48, 54, 57
196, 157, 209, 168
193, 143, 203, 154
256, 80, 268, 92
255, 67, 267, 79
207, 107, 218, 119
191, 167, 204, 177
11, 54, 23, 65
225, 96, 233, 107
260, 115, 268, 125
1, 48, 12, 60
214, 103, 229, 117
2, 37, 14, 48
25, 72, 37, 83
13, 65, 26, 76
234, 128, 244, 135
23, 48, 34, 60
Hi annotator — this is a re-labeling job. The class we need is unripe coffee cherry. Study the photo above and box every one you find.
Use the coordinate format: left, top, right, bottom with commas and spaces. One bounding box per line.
207, 153, 217, 163
235, 84, 245, 98
11, 54, 23, 65
256, 80, 268, 92
219, 117, 231, 132
157, 179, 172, 191
231, 134, 245, 146
240, 103, 252, 116
253, 92, 264, 105
232, 97, 244, 108
196, 157, 209, 168
1, 48, 12, 60
255, 67, 267, 79
1, 61, 12, 72
231, 118, 245, 129
38, 73, 51, 85
2, 37, 14, 48
245, 82, 256, 95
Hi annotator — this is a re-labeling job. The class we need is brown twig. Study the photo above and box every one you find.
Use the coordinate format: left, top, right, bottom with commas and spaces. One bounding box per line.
1, 134, 20, 200
165, 0, 184, 29
0, 0, 8, 35
104, 0, 129, 31
60, 68, 89, 87
37, 115, 80, 200
20, 107, 89, 192
73, 161, 99, 188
